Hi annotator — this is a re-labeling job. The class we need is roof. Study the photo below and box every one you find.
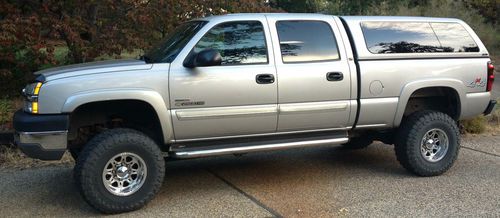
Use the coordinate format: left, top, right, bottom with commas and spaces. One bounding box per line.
340, 15, 463, 23
196, 13, 463, 23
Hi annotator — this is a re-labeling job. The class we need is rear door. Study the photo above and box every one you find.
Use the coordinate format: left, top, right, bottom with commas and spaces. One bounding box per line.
266, 15, 353, 132
169, 17, 278, 140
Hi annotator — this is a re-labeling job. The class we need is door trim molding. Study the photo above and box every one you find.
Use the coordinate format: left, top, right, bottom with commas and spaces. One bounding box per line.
279, 101, 349, 114
175, 105, 278, 120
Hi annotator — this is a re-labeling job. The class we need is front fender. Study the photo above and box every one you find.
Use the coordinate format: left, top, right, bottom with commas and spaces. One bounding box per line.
62, 88, 174, 143
393, 78, 466, 127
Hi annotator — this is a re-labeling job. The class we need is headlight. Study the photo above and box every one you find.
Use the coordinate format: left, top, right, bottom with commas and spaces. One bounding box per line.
22, 82, 42, 114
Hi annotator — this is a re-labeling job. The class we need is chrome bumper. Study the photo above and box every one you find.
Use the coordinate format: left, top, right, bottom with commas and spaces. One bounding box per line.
15, 131, 67, 160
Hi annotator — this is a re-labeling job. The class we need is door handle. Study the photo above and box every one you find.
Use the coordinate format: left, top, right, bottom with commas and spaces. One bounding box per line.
256, 74, 275, 84
326, 72, 343, 81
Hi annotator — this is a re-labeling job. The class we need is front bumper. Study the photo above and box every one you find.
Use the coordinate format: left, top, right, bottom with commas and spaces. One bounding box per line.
13, 110, 69, 160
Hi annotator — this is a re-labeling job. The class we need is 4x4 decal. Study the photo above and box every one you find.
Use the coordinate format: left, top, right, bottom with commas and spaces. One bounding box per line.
466, 77, 486, 88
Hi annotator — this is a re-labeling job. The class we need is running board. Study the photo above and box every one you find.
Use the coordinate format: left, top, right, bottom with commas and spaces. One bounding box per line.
169, 133, 348, 159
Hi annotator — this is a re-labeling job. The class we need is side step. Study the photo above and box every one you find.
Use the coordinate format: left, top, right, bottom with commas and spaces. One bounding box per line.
169, 131, 348, 159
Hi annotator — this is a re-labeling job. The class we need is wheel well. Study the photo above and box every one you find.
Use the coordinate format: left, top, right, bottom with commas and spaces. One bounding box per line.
68, 100, 164, 149
403, 87, 460, 120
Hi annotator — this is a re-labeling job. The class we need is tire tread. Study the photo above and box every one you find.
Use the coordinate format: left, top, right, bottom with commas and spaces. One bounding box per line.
74, 128, 165, 214
395, 110, 460, 176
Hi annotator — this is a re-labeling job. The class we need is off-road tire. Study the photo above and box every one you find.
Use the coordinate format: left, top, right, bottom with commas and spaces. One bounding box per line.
341, 136, 373, 150
395, 110, 460, 176
69, 148, 81, 161
74, 128, 165, 214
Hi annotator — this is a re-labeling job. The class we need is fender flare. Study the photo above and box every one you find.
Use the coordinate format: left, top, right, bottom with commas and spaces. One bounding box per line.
62, 88, 174, 143
393, 78, 466, 127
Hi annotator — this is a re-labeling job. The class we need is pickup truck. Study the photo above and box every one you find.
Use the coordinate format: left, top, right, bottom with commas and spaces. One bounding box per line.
13, 13, 496, 213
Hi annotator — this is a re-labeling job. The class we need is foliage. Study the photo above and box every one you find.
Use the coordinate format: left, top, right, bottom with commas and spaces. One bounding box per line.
0, 98, 13, 126
0, 0, 277, 98
0, 3, 56, 98
465, 0, 498, 25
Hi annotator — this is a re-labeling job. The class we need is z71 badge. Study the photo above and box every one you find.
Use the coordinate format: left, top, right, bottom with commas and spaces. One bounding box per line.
466, 77, 486, 88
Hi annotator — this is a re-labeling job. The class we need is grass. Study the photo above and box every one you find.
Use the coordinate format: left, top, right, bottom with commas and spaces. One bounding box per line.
484, 102, 500, 135
0, 98, 23, 131
462, 97, 500, 135
0, 145, 73, 169
0, 99, 13, 125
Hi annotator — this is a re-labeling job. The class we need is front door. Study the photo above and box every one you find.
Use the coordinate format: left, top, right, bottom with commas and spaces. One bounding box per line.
267, 16, 353, 132
169, 18, 278, 140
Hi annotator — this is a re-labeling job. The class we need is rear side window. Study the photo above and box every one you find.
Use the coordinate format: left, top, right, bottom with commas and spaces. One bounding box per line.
276, 21, 340, 63
361, 22, 441, 53
430, 23, 479, 52
361, 22, 479, 54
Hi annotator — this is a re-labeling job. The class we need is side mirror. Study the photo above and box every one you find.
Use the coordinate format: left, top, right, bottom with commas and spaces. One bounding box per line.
184, 49, 222, 68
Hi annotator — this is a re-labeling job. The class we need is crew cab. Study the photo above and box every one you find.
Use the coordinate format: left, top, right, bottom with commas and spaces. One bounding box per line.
13, 13, 496, 213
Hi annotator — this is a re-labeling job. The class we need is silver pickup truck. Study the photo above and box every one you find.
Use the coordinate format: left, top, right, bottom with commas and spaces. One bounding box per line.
13, 13, 496, 213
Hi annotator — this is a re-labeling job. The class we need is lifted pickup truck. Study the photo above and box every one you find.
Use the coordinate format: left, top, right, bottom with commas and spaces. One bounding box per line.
14, 13, 496, 213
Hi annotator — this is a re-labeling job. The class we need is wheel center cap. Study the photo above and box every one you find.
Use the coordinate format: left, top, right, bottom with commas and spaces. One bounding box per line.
116, 166, 129, 179
425, 139, 435, 149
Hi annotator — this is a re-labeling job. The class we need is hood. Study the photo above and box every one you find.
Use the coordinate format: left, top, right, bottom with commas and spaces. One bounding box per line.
35, 59, 153, 81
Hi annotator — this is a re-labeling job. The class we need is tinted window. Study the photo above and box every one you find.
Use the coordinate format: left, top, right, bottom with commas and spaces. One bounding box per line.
193, 21, 267, 65
430, 23, 479, 52
361, 22, 443, 54
144, 21, 207, 63
276, 21, 340, 63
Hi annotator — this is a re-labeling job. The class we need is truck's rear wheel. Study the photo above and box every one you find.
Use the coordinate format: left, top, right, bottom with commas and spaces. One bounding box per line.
74, 128, 165, 213
395, 110, 460, 176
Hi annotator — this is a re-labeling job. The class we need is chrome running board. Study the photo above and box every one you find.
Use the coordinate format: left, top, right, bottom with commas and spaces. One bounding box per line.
169, 132, 348, 159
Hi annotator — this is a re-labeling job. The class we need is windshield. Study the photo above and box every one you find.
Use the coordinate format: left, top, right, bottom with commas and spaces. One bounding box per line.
142, 21, 207, 63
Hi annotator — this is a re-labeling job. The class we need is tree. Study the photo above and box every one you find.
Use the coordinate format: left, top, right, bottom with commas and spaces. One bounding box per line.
0, 0, 276, 97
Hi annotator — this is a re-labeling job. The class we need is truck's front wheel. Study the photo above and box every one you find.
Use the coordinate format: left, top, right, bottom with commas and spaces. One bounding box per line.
395, 110, 460, 176
74, 128, 165, 213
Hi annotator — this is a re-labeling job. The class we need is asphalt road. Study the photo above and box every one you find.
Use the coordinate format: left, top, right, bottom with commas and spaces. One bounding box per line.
1, 135, 499, 217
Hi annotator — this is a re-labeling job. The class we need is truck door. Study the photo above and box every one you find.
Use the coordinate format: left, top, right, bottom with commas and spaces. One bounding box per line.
266, 15, 353, 132
169, 17, 278, 140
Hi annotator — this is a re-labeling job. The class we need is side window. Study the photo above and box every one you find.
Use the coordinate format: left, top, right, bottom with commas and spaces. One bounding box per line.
193, 21, 268, 65
276, 21, 340, 63
361, 22, 442, 54
430, 23, 479, 52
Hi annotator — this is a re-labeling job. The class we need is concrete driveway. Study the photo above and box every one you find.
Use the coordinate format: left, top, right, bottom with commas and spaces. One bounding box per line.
1, 135, 499, 217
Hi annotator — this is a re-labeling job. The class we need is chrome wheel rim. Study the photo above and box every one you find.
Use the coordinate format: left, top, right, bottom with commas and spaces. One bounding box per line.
102, 152, 147, 196
420, 128, 449, 162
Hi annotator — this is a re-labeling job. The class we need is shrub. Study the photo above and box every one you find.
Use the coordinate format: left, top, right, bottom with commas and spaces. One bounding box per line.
0, 98, 13, 126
